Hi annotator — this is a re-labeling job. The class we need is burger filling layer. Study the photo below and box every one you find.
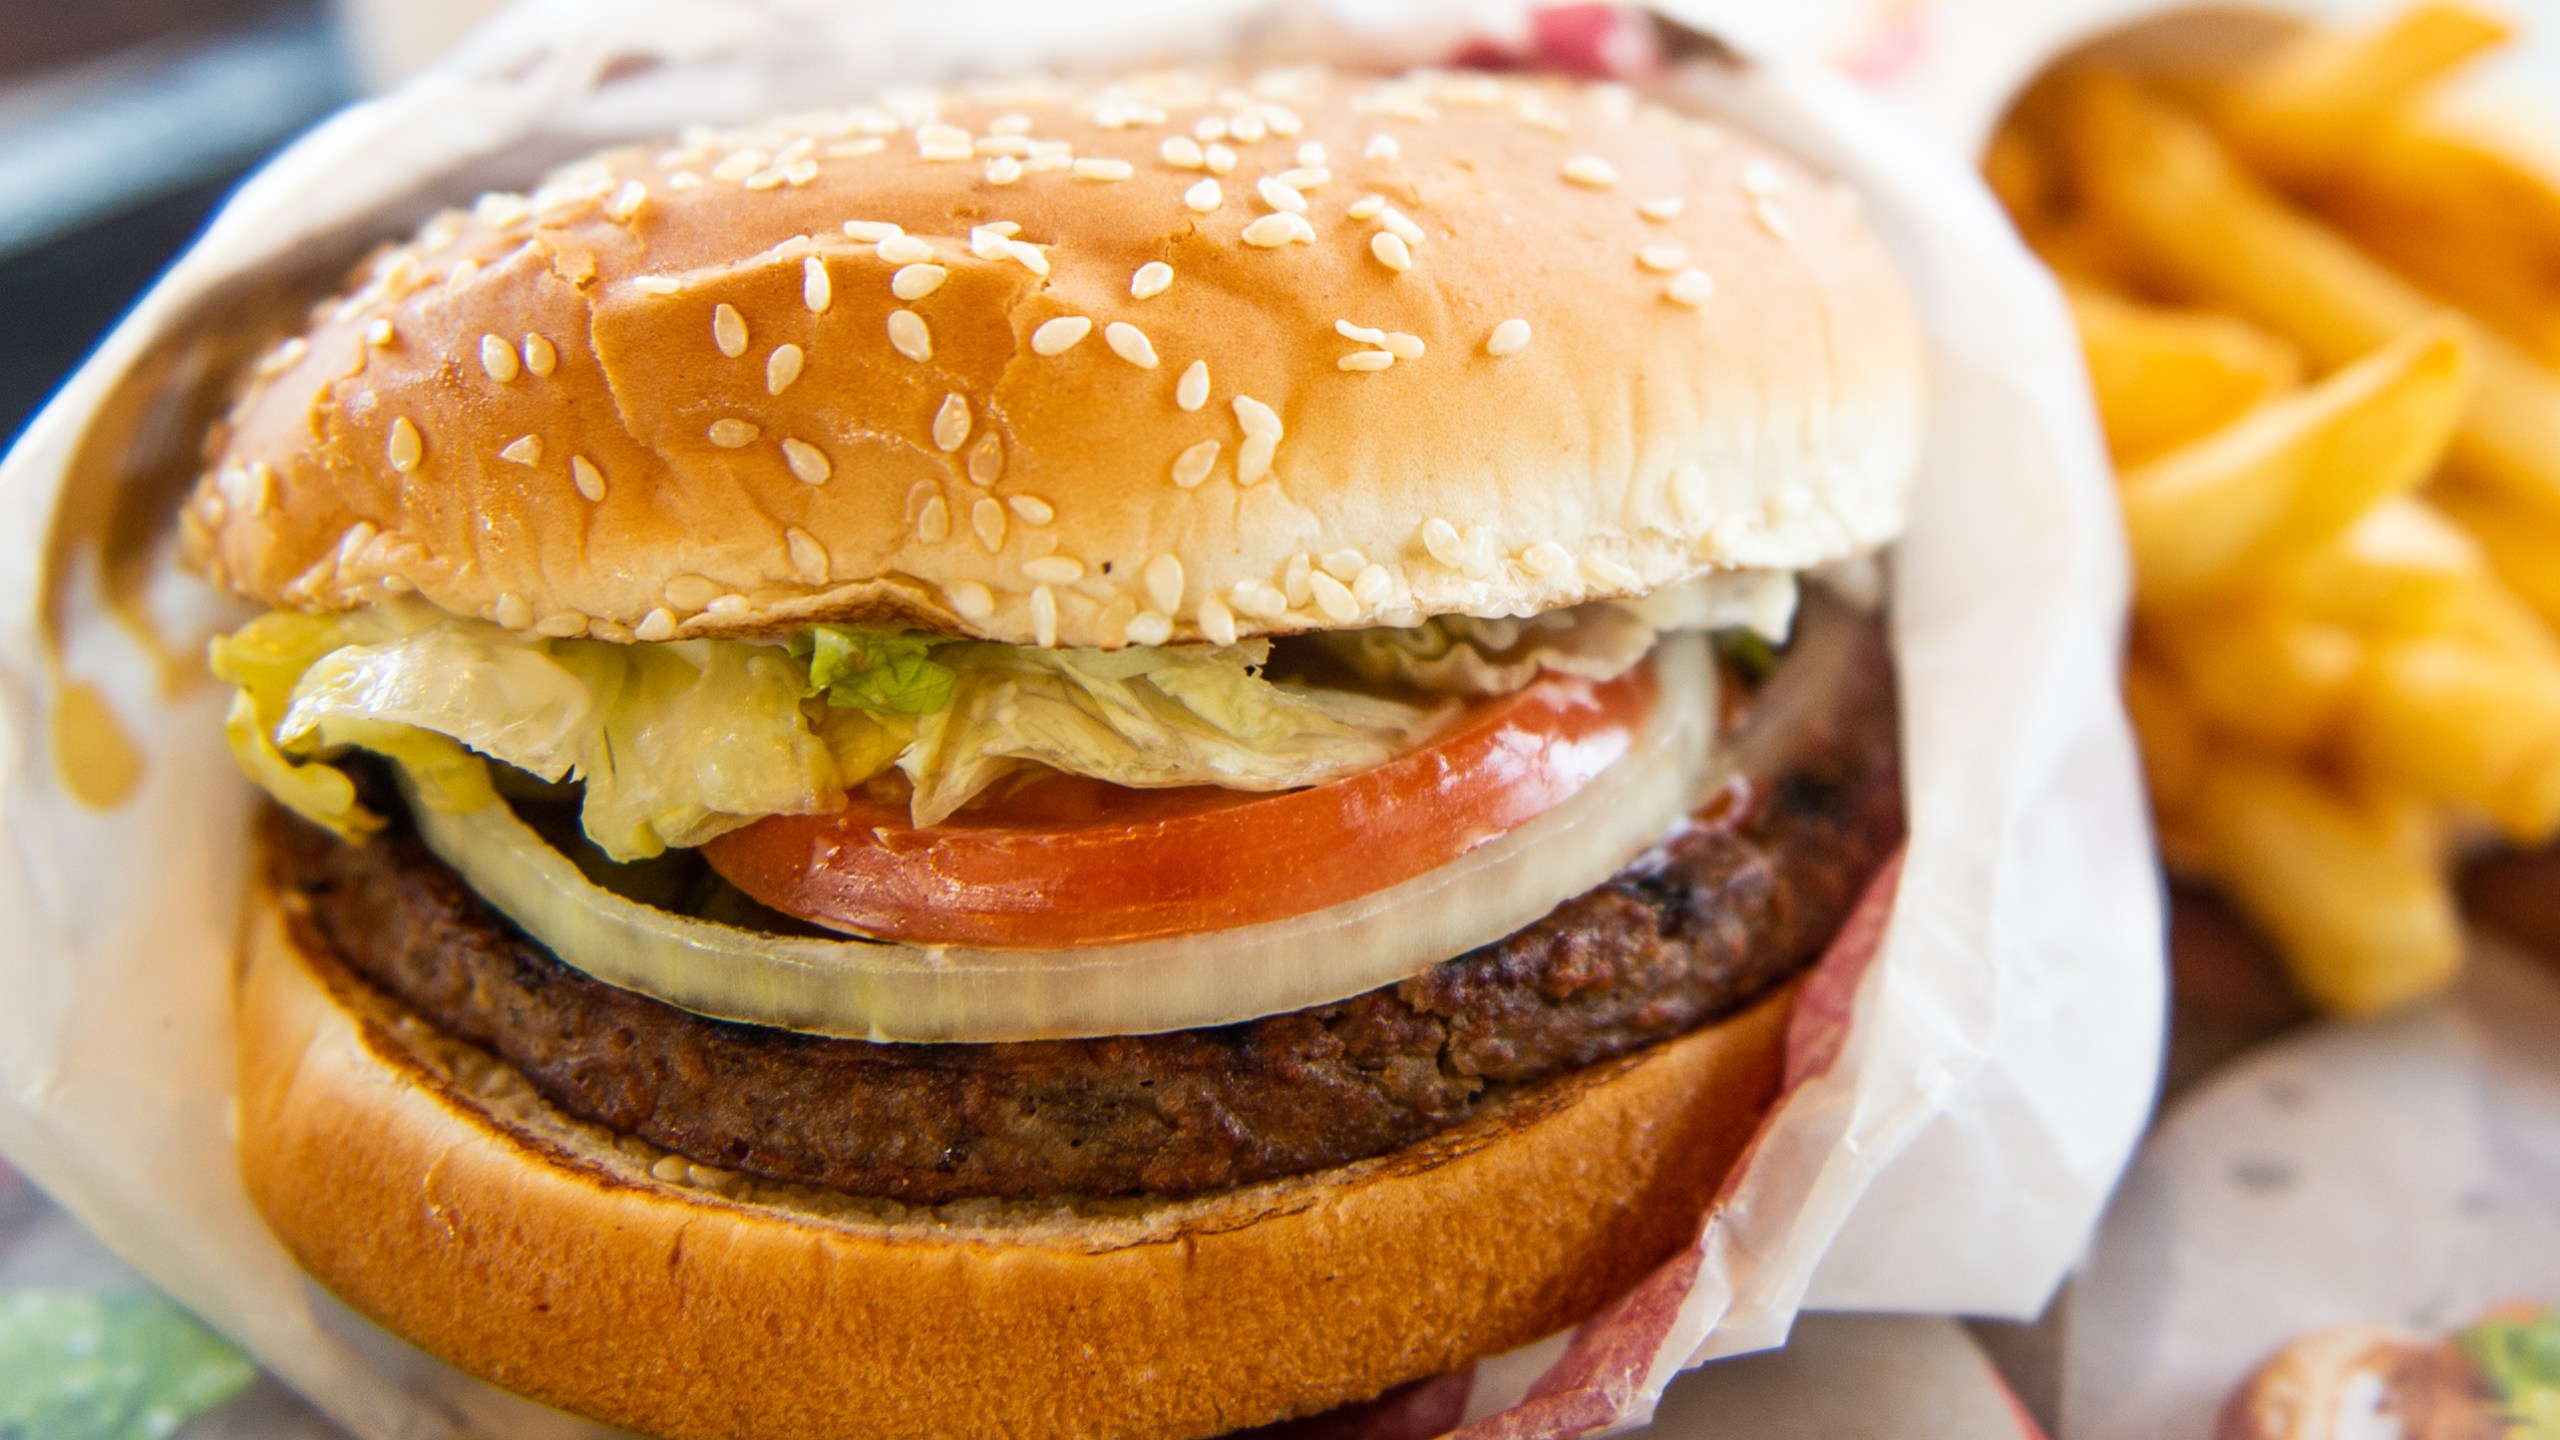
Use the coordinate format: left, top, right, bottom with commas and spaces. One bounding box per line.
257, 609, 1900, 1203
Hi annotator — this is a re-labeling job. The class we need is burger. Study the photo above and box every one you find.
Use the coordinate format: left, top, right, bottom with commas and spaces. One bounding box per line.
2219, 1305, 2560, 1440
180, 62, 1921, 1440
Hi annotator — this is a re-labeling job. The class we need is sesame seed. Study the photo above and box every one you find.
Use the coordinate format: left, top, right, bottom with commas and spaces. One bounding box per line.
1583, 553, 1640, 588
1308, 570, 1358, 621
387, 417, 422, 472
496, 434, 540, 465
1023, 152, 1073, 173
1378, 207, 1425, 246
364, 318, 395, 347
1008, 494, 1054, 525
989, 112, 1032, 135
879, 234, 936, 265
783, 437, 831, 484
1276, 166, 1330, 190
605, 180, 647, 221
1562, 155, 1621, 188
1176, 359, 1210, 412
480, 333, 520, 382
1522, 540, 1574, 578
1382, 332, 1424, 360
636, 609, 679, 642
1130, 261, 1173, 299
986, 156, 1024, 184
888, 309, 932, 361
1364, 133, 1400, 161
1127, 611, 1174, 646
969, 226, 1009, 259
949, 581, 995, 621
522, 333, 557, 377
1369, 232, 1413, 272
1284, 554, 1314, 606
917, 121, 972, 149
483, 591, 528, 630
1023, 556, 1084, 584
713, 149, 767, 182
1161, 136, 1205, 168
789, 258, 827, 315
713, 304, 749, 358
1639, 244, 1689, 273
708, 419, 759, 448
1171, 439, 1220, 488
1195, 116, 1228, 142
1144, 553, 1184, 614
1230, 111, 1268, 143
761, 343, 804, 395
535, 612, 589, 639
1104, 322, 1159, 368
1230, 579, 1287, 619
843, 220, 903, 241
890, 263, 947, 301
968, 434, 1002, 485
1184, 178, 1223, 212
1420, 516, 1464, 568
1261, 104, 1303, 137
1296, 141, 1327, 167
1339, 350, 1394, 371
1233, 394, 1282, 442
1753, 198, 1795, 240
572, 455, 606, 501
1256, 177, 1308, 214
1638, 196, 1684, 221
1204, 143, 1237, 175
917, 494, 952, 543
1667, 268, 1716, 307
1459, 525, 1498, 579
668, 171, 702, 190
444, 259, 479, 292
1346, 195, 1385, 220
1486, 318, 1533, 356
1671, 464, 1713, 524
1030, 586, 1059, 647
1319, 548, 1366, 581
1032, 316, 1091, 355
975, 135, 1033, 157
786, 527, 828, 583
1074, 157, 1135, 181
1739, 159, 1786, 198
972, 496, 1007, 551
927, 393, 969, 452
1198, 595, 1238, 645
1241, 212, 1314, 246
1336, 320, 1386, 345
633, 276, 682, 296
826, 138, 885, 158
1352, 563, 1393, 608
1003, 239, 1050, 277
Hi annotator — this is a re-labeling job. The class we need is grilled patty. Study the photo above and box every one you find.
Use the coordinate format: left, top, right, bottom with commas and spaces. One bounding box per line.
262, 614, 1902, 1204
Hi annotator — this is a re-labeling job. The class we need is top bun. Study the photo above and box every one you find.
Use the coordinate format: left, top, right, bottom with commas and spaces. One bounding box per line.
182, 66, 1924, 649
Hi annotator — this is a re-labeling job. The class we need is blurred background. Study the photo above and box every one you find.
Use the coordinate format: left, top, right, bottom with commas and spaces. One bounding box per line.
0, 0, 502, 446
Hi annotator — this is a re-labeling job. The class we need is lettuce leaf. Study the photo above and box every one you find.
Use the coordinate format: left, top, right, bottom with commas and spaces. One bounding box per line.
795, 627, 955, 715
899, 640, 1444, 825
2461, 1311, 2560, 1439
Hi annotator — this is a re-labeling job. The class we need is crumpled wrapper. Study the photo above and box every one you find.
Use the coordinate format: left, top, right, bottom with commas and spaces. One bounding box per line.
0, 2, 2161, 1436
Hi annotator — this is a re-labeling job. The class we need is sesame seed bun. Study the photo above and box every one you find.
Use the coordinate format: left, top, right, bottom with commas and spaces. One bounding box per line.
237, 872, 1790, 1440
182, 67, 1922, 648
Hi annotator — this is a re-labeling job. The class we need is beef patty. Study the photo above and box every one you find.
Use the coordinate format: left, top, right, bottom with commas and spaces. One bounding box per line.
262, 614, 1902, 1204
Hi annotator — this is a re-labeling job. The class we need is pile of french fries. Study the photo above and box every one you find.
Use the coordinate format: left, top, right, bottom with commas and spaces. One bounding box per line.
1987, 2, 2560, 1016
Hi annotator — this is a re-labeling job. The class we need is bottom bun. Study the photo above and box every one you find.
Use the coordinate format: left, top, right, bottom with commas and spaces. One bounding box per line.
237, 875, 1792, 1440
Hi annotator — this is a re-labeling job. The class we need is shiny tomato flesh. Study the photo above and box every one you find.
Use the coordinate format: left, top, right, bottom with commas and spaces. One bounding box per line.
700, 661, 1659, 948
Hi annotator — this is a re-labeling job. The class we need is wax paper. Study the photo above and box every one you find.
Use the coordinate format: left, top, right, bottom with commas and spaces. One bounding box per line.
0, 2, 2160, 1435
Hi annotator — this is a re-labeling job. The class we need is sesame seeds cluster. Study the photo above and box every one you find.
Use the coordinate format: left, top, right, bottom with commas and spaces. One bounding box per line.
182, 63, 1922, 650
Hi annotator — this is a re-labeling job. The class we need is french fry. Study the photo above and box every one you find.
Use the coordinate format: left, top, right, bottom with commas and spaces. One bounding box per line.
2434, 482, 2560, 629
2123, 655, 2208, 816
2341, 632, 2560, 843
2321, 119, 2560, 368
2215, 0, 2514, 185
2269, 495, 2487, 636
2069, 287, 2302, 464
2187, 748, 2462, 1016
2142, 602, 2362, 751
2060, 72, 2560, 520
2117, 320, 2469, 601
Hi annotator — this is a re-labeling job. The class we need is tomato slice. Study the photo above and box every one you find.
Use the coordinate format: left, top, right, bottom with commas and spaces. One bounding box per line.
700, 662, 1659, 948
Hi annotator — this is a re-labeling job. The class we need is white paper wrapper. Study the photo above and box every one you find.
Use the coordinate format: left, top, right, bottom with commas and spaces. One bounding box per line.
0, 3, 2159, 1436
